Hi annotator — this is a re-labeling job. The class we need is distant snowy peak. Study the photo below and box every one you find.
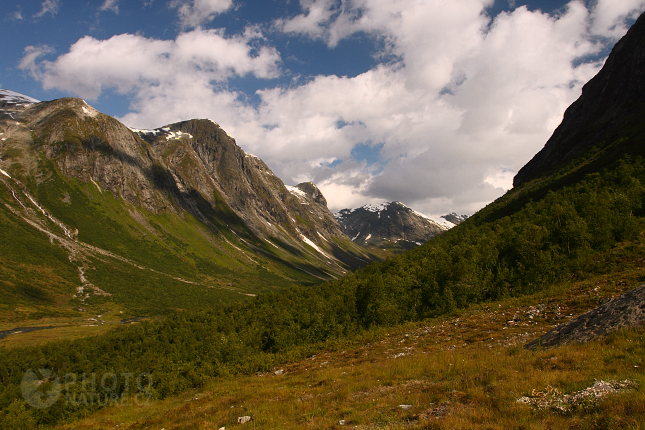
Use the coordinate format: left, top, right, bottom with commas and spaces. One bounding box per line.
363, 202, 393, 213
336, 201, 404, 217
411, 209, 455, 229
335, 201, 452, 252
441, 212, 469, 225
0, 89, 40, 107
0, 89, 40, 121
337, 201, 452, 228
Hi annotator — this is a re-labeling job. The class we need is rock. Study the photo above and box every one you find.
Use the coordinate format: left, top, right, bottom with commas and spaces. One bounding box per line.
525, 284, 645, 349
335, 202, 449, 251
274, 369, 284, 375
237, 416, 252, 424
398, 404, 413, 410
517, 379, 637, 412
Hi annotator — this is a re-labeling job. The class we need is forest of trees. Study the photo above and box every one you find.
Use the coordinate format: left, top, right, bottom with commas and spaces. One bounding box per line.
2, 153, 645, 427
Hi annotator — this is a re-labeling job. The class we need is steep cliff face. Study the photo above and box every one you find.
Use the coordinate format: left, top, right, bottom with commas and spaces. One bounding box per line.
335, 202, 450, 252
135, 119, 355, 249
514, 13, 645, 186
0, 93, 375, 318
24, 98, 172, 213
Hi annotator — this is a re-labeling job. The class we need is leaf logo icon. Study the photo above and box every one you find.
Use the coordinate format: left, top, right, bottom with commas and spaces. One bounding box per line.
21, 369, 62, 409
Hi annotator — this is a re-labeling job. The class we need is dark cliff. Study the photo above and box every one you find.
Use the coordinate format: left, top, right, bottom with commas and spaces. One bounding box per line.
514, 13, 645, 186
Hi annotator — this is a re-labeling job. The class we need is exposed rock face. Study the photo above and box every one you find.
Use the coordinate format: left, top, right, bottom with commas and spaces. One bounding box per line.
136, 119, 348, 244
335, 202, 449, 250
26, 98, 170, 213
288, 182, 347, 239
513, 13, 645, 186
525, 284, 645, 349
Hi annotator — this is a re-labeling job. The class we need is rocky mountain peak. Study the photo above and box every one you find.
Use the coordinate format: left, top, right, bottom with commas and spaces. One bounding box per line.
441, 212, 468, 225
335, 201, 450, 252
294, 182, 327, 207
0, 89, 39, 106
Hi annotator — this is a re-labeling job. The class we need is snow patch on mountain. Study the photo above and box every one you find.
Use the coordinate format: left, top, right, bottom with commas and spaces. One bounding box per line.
363, 202, 390, 213
0, 89, 40, 105
297, 229, 330, 258
286, 185, 306, 199
129, 128, 160, 135
411, 210, 455, 229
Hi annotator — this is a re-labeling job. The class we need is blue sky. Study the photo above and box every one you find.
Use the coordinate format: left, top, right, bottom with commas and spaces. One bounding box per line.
2, 0, 644, 215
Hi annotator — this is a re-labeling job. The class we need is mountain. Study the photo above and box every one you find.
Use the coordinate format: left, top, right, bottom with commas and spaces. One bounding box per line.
319, 11, 645, 328
0, 92, 374, 320
3, 14, 645, 430
441, 212, 468, 225
0, 89, 39, 121
514, 12, 645, 186
335, 202, 451, 252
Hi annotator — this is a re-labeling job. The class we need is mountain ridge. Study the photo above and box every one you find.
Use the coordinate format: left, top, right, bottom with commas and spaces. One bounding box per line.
3, 11, 645, 429
514, 12, 645, 186
335, 201, 452, 252
0, 92, 375, 319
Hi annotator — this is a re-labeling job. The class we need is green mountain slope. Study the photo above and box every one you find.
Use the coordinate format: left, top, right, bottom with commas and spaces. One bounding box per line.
327, 12, 645, 325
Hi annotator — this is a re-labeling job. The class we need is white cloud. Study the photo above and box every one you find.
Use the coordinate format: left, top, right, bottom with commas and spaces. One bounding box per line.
18, 45, 55, 77
171, 0, 234, 29
21, 0, 645, 215
276, 0, 354, 46
19, 28, 281, 101
33, 0, 60, 18
100, 0, 119, 14
590, 0, 645, 39
9, 7, 24, 21
259, 0, 613, 212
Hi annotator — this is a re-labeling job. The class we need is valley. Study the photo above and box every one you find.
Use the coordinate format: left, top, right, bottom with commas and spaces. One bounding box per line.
2, 8, 645, 430
0, 93, 377, 329
47, 267, 645, 429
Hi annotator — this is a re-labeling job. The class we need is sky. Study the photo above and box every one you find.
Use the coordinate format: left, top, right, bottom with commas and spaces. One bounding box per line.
2, 1, 645, 216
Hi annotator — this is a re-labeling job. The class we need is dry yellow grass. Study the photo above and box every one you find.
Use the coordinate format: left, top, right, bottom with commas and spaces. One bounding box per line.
0, 305, 139, 348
